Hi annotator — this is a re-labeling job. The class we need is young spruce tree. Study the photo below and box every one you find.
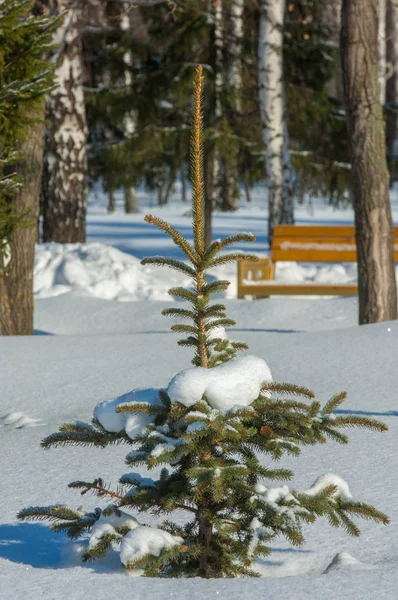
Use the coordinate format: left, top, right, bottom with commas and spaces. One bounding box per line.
18, 66, 389, 578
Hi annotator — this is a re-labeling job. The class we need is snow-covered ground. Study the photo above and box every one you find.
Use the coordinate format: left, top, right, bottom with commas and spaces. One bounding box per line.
2, 186, 398, 598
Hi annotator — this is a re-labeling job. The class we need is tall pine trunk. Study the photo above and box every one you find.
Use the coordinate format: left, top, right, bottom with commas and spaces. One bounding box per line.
386, 0, 398, 161
221, 0, 245, 213
341, 0, 397, 324
379, 0, 387, 105
258, 0, 294, 246
212, 0, 227, 210
0, 117, 45, 335
42, 2, 88, 243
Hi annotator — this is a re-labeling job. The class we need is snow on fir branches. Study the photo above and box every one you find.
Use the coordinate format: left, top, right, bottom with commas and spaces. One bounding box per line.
18, 66, 389, 579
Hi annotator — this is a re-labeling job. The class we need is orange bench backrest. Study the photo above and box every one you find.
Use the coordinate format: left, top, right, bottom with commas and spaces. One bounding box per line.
271, 225, 398, 262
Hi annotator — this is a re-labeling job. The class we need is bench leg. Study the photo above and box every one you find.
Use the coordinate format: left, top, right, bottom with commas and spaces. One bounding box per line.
237, 258, 275, 299
257, 258, 275, 299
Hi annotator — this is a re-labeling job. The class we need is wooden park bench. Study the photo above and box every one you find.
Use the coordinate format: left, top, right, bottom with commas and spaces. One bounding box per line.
237, 224, 398, 299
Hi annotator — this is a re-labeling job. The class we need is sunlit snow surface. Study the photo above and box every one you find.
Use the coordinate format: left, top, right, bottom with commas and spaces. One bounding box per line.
1, 187, 398, 598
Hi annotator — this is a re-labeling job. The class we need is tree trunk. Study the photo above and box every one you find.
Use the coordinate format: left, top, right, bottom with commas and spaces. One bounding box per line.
107, 190, 116, 213
198, 510, 214, 578
124, 186, 139, 213
42, 2, 88, 243
386, 0, 398, 161
212, 0, 226, 210
221, 0, 245, 213
258, 0, 294, 246
121, 1, 138, 212
341, 0, 397, 324
243, 179, 251, 202
379, 0, 387, 105
0, 117, 45, 335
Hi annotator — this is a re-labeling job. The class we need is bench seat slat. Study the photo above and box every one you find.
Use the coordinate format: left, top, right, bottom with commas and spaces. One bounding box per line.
240, 283, 358, 296
273, 225, 357, 238
272, 249, 398, 263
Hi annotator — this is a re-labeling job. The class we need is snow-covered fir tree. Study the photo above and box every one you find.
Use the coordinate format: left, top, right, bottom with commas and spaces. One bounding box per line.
19, 66, 389, 578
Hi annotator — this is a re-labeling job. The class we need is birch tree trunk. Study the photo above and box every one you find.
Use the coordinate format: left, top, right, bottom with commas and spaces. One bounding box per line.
379, 0, 387, 105
341, 0, 397, 324
0, 118, 45, 335
386, 0, 398, 159
42, 1, 88, 243
258, 0, 294, 246
121, 3, 139, 213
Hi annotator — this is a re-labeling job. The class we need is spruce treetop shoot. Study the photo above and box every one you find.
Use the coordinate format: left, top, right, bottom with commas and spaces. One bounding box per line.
19, 66, 389, 579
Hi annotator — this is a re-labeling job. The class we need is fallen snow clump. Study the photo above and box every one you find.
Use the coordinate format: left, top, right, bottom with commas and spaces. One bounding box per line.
88, 510, 139, 550
94, 388, 162, 439
120, 526, 184, 566
167, 355, 272, 412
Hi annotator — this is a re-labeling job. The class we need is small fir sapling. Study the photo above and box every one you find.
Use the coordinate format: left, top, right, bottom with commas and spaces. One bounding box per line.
18, 66, 389, 578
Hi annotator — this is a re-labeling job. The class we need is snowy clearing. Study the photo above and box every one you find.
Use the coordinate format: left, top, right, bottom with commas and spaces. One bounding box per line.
2, 189, 398, 598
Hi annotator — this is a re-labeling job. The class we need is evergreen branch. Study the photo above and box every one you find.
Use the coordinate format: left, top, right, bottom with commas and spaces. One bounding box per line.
330, 416, 388, 432
171, 324, 198, 334
202, 280, 230, 296
162, 308, 196, 319
341, 502, 389, 525
17, 505, 82, 523
203, 234, 256, 263
41, 428, 126, 449
260, 382, 315, 399
207, 253, 259, 268
321, 392, 347, 415
177, 337, 200, 347
82, 533, 120, 563
205, 318, 236, 330
319, 426, 348, 444
231, 342, 249, 351
141, 256, 196, 277
115, 402, 167, 415
203, 304, 227, 316
69, 479, 125, 501
334, 509, 361, 537
144, 214, 198, 264
168, 287, 197, 302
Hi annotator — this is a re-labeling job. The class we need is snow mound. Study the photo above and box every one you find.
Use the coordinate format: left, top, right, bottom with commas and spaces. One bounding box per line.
167, 355, 272, 412
304, 474, 353, 502
34, 242, 190, 301
89, 510, 139, 550
323, 552, 365, 574
94, 387, 162, 439
0, 412, 44, 429
120, 526, 183, 566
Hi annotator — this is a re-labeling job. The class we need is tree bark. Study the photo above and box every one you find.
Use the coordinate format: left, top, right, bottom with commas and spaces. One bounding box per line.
212, 0, 225, 210
107, 190, 116, 213
124, 186, 139, 213
0, 117, 45, 335
386, 0, 398, 160
258, 0, 294, 246
341, 0, 397, 324
198, 510, 215, 578
42, 1, 88, 243
379, 0, 387, 105
221, 0, 245, 213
